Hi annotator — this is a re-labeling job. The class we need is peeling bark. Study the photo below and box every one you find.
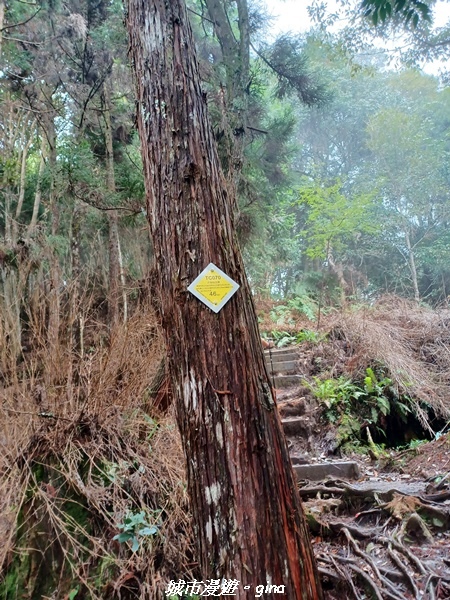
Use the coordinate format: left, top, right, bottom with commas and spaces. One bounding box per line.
125, 1, 322, 597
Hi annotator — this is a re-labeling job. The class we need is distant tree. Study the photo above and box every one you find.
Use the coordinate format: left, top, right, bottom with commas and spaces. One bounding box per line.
366, 105, 448, 302
299, 180, 378, 304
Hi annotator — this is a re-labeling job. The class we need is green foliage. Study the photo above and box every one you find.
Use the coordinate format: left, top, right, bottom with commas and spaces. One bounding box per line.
407, 438, 428, 450
361, 0, 431, 27
268, 330, 297, 347
310, 376, 358, 420
298, 180, 379, 261
310, 368, 412, 448
362, 367, 392, 419
68, 586, 80, 600
269, 305, 294, 326
264, 328, 321, 348
115, 133, 146, 202
296, 329, 321, 343
286, 295, 318, 321
269, 293, 318, 326
46, 234, 70, 258
260, 34, 327, 104
113, 510, 159, 553
0, 551, 32, 600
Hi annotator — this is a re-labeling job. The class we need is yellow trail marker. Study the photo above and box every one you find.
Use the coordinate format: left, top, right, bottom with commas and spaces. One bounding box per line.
188, 263, 239, 313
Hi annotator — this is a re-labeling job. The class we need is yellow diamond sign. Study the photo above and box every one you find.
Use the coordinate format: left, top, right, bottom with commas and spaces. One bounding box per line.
188, 263, 239, 313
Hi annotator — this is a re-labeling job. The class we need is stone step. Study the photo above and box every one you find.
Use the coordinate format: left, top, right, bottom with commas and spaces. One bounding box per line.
281, 415, 311, 436
266, 355, 299, 365
278, 398, 307, 418
293, 461, 360, 482
265, 348, 299, 360
290, 453, 309, 466
272, 375, 303, 389
266, 359, 298, 374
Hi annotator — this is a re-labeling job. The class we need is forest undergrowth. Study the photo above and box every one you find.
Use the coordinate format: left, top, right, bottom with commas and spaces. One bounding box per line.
1, 294, 450, 598
0, 300, 197, 599
259, 295, 450, 437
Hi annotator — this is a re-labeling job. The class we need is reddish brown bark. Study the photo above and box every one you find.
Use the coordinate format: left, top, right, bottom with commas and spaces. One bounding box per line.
125, 1, 323, 597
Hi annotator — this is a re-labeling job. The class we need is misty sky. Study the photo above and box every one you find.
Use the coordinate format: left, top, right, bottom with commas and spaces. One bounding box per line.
265, 0, 450, 36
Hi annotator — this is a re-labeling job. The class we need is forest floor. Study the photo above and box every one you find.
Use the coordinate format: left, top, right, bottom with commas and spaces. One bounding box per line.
278, 378, 450, 599
265, 296, 450, 599
0, 296, 449, 599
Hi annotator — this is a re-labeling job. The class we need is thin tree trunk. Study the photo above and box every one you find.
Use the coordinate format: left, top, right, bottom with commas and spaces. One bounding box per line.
126, 1, 322, 598
26, 135, 46, 240
4, 190, 13, 244
326, 242, 347, 306
66, 202, 82, 409
13, 121, 36, 243
101, 85, 128, 327
405, 229, 420, 303
0, 0, 4, 58
44, 113, 61, 380
0, 267, 21, 383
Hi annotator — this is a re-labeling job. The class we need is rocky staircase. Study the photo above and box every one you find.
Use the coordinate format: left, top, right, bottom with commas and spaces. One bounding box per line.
264, 346, 303, 389
265, 346, 360, 482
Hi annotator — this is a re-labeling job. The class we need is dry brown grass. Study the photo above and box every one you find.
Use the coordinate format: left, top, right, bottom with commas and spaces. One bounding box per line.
0, 302, 195, 599
322, 296, 450, 427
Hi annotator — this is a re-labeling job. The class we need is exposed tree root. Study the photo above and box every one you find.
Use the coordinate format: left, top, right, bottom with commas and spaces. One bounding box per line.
307, 477, 450, 599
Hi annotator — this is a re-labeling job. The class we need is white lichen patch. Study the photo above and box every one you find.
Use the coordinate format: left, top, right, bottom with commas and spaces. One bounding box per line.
215, 422, 224, 448
205, 481, 221, 505
183, 368, 200, 410
223, 408, 232, 428
214, 516, 220, 536
205, 516, 213, 544
219, 546, 228, 567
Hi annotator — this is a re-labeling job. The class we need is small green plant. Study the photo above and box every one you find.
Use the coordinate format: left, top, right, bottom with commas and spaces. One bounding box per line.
311, 376, 357, 416
68, 587, 79, 600
269, 295, 318, 326
113, 510, 159, 552
296, 329, 321, 343
269, 305, 295, 327
286, 295, 317, 321
310, 367, 414, 451
407, 438, 427, 450
269, 330, 297, 347
358, 368, 392, 425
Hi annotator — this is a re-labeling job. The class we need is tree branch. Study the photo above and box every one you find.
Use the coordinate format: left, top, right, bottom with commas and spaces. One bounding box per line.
1, 6, 42, 31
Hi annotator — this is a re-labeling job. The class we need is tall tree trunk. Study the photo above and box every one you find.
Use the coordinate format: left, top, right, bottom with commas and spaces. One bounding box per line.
42, 110, 61, 381
26, 135, 47, 241
13, 120, 36, 244
4, 189, 13, 244
0, 0, 4, 58
101, 85, 128, 327
0, 266, 21, 383
204, 0, 250, 188
125, 2, 322, 598
326, 242, 347, 306
66, 202, 83, 409
405, 229, 420, 303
